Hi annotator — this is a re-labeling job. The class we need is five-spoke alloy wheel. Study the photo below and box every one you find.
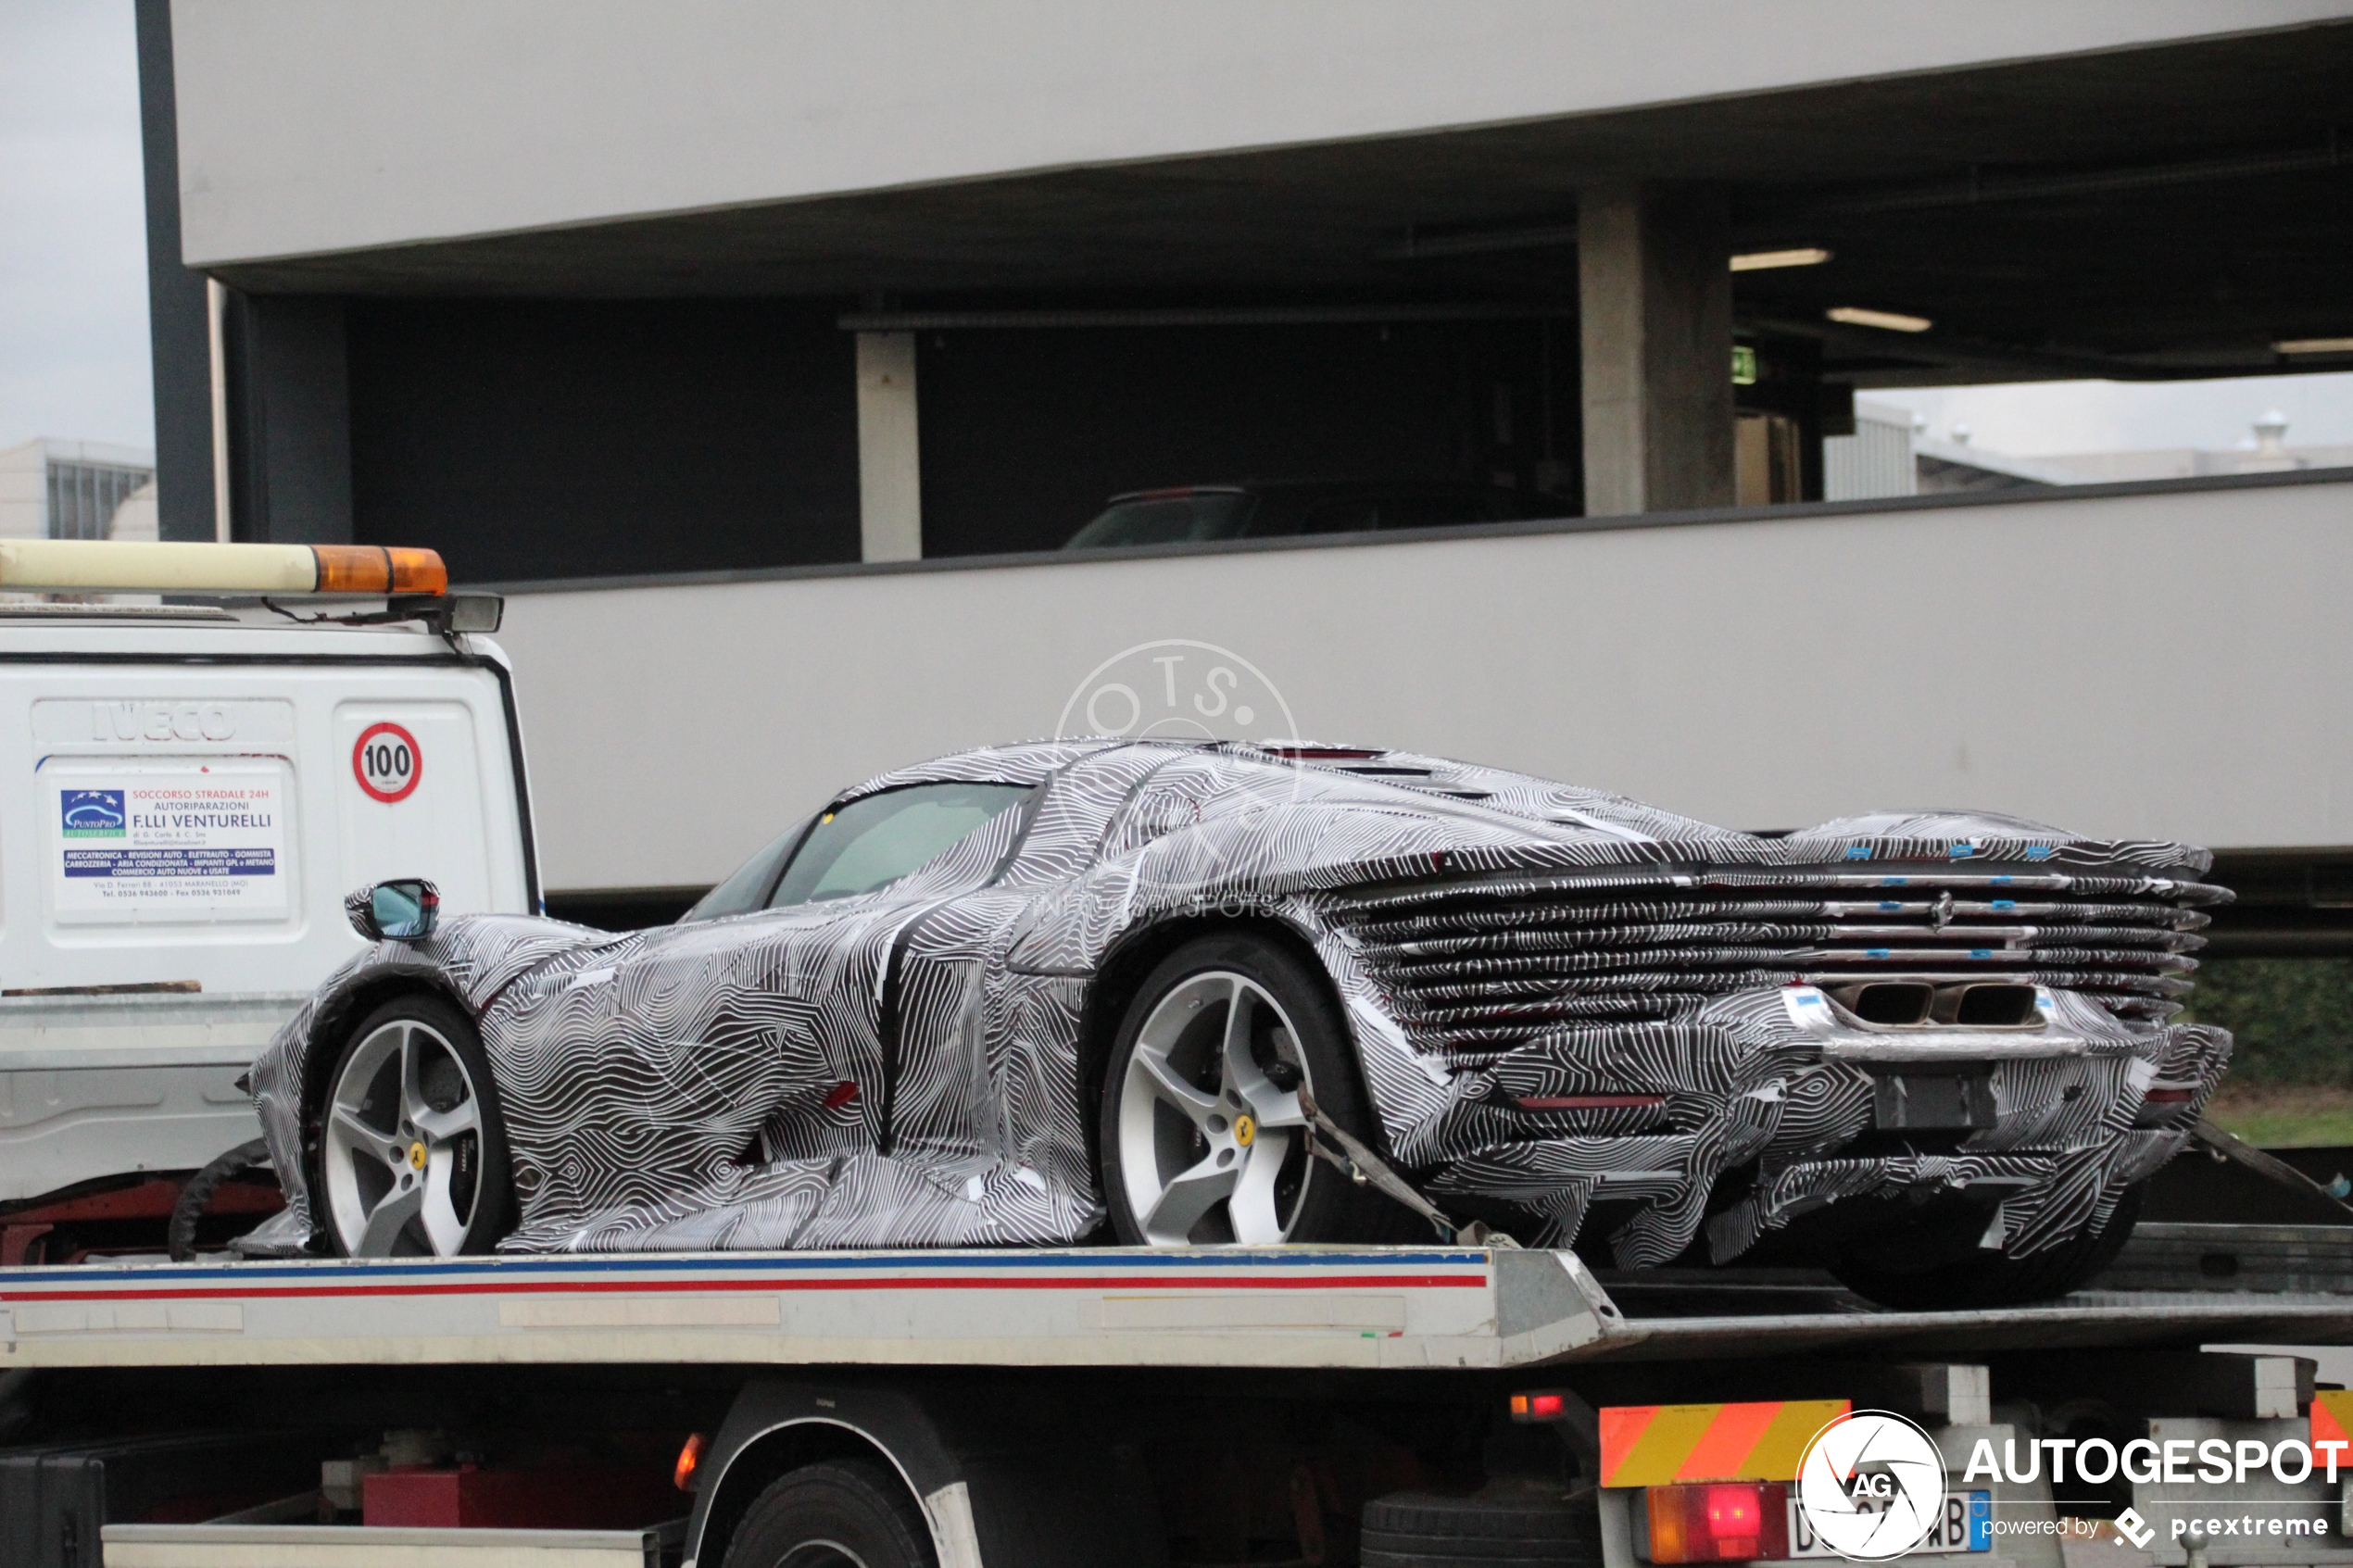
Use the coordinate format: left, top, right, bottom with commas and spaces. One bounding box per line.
1114, 969, 1315, 1244
318, 996, 511, 1256
1101, 934, 1417, 1247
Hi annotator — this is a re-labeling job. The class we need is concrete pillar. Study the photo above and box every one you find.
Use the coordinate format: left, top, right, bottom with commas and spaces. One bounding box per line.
220, 295, 353, 545
855, 331, 923, 562
1578, 182, 1735, 517
134, 0, 220, 544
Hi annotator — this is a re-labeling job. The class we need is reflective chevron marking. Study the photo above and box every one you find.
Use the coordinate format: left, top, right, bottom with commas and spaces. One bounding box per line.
2310, 1389, 2353, 1449
1602, 1399, 1852, 1486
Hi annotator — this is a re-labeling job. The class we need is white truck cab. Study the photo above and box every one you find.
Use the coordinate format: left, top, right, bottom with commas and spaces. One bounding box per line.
0, 559, 535, 1223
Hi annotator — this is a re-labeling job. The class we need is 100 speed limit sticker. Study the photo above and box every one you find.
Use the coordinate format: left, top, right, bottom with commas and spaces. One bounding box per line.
353, 722, 422, 803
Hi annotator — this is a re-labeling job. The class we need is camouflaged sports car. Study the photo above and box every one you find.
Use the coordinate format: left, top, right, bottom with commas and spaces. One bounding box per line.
240, 739, 2232, 1306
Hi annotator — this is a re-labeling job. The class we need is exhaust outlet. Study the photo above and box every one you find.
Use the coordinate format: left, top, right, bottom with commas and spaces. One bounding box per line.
1827, 980, 1934, 1026
1932, 983, 2042, 1027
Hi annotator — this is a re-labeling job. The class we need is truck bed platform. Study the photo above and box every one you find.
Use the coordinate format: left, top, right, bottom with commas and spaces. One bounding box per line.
8, 1245, 2353, 1372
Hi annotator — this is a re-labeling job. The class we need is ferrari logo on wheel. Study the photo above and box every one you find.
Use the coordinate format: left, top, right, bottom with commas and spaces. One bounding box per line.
408, 1141, 428, 1171
1233, 1115, 1256, 1148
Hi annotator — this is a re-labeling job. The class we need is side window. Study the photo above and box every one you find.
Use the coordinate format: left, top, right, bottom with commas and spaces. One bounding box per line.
769, 783, 1031, 907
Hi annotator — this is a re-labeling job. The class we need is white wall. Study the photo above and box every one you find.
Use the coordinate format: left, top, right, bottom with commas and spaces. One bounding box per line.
493, 478, 2353, 893
0, 441, 43, 542
170, 1, 2353, 266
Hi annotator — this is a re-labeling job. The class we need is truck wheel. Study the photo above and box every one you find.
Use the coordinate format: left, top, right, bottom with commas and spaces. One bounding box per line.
723, 1460, 937, 1568
316, 995, 511, 1257
1832, 1185, 2144, 1310
1101, 934, 1418, 1247
1362, 1490, 1604, 1567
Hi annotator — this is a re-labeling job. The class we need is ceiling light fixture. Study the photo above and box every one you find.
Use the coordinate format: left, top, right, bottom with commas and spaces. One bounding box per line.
1730, 247, 1833, 271
2276, 337, 2353, 355
1827, 306, 1932, 333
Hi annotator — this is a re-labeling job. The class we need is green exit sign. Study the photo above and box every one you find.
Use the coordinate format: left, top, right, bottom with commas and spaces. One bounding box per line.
1732, 345, 1759, 385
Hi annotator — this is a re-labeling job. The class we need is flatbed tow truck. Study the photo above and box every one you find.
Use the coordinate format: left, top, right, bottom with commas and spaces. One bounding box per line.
8, 1225, 2353, 1568
4, 546, 2351, 1568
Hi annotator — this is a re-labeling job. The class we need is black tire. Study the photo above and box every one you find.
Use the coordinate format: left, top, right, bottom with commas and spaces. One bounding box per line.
1101, 933, 1422, 1247
1832, 1185, 2144, 1310
722, 1459, 936, 1568
168, 1136, 274, 1261
1362, 1490, 1604, 1567
311, 993, 513, 1257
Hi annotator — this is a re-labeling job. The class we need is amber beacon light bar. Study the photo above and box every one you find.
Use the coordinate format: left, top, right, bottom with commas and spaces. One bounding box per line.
0, 540, 448, 596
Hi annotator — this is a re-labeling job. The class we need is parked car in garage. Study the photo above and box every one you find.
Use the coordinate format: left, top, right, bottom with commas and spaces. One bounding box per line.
243, 737, 2228, 1310
1062, 481, 1573, 549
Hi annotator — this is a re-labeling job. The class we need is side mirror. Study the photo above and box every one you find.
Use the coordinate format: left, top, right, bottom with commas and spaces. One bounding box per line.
348, 878, 440, 942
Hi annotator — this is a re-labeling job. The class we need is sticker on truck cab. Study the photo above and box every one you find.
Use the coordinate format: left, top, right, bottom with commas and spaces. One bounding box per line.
44, 760, 293, 923
353, 721, 422, 804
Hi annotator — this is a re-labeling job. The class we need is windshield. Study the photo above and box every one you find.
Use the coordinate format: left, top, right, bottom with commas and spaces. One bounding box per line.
768, 782, 1032, 906
680, 818, 811, 922
1064, 493, 1253, 549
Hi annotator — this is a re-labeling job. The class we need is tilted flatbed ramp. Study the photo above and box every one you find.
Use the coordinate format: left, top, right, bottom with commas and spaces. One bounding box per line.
6, 1248, 2351, 1371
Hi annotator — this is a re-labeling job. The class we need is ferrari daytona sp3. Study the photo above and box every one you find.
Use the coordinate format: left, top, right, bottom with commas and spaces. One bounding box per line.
241, 738, 2232, 1307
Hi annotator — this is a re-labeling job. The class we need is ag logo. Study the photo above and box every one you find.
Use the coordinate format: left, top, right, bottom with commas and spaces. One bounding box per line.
1795, 1410, 1948, 1561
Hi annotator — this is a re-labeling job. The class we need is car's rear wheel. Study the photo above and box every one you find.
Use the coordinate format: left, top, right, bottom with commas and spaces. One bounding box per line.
1101, 933, 1418, 1246
1831, 1184, 2143, 1309
316, 995, 512, 1257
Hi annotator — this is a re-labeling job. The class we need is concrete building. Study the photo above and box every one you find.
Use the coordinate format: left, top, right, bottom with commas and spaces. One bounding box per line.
134, 4, 2353, 953
2007, 413, 2353, 485
0, 440, 157, 542
1822, 400, 1917, 502
1887, 413, 2353, 496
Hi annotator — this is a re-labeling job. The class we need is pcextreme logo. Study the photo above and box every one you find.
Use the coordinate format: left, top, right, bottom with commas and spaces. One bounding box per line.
1795, 1411, 1952, 1562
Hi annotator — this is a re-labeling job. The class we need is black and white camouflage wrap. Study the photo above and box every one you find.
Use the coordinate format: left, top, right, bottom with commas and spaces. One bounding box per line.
242, 740, 2231, 1267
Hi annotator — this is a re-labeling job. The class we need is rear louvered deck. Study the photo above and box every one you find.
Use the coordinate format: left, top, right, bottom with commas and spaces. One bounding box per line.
1326, 867, 2229, 1051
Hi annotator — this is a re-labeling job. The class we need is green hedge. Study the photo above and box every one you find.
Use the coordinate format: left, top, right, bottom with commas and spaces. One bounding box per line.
2180, 958, 2353, 1086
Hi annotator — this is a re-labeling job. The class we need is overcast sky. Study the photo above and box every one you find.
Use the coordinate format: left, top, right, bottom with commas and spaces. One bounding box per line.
5, 2, 2351, 460
2, 0, 150, 452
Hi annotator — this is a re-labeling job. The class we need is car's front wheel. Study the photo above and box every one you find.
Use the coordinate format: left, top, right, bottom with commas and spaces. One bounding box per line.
315, 994, 512, 1256
1100, 934, 1417, 1247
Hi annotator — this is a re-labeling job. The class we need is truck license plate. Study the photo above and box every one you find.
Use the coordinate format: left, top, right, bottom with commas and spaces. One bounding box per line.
1788, 1491, 1993, 1557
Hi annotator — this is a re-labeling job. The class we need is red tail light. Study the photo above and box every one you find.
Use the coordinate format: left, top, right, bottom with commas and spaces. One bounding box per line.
1643, 1482, 1789, 1563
